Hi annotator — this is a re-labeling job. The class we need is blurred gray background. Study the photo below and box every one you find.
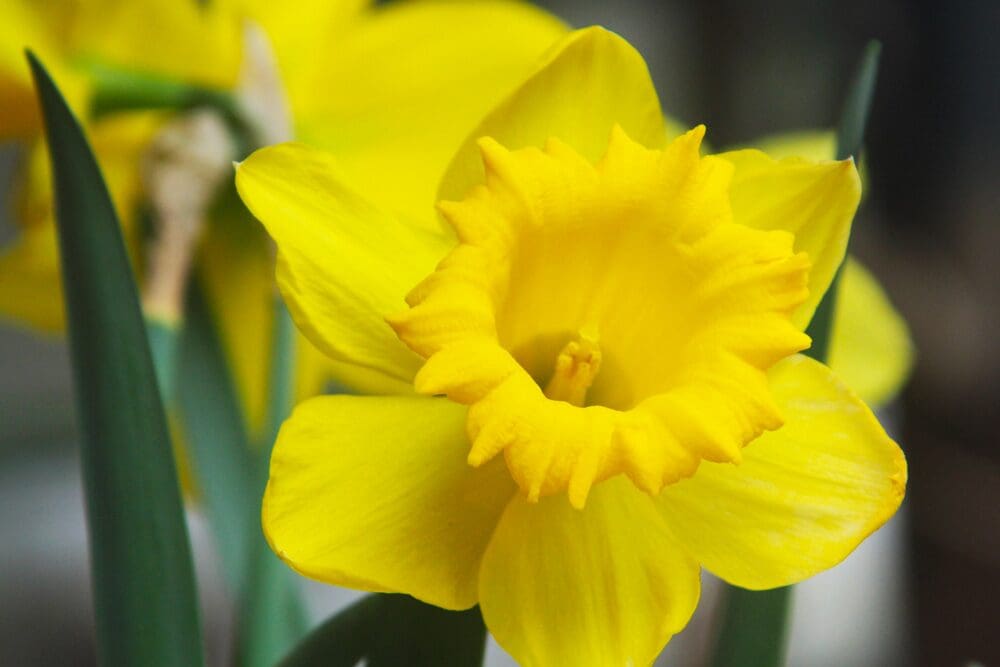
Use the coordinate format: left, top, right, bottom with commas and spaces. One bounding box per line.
3, 0, 998, 665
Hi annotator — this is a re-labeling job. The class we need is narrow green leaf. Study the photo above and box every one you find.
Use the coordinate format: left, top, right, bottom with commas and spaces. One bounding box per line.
259, 298, 297, 457
834, 41, 882, 162
239, 298, 309, 667
711, 41, 882, 667
238, 545, 310, 667
806, 40, 881, 362
27, 52, 204, 667
280, 595, 486, 667
176, 281, 258, 592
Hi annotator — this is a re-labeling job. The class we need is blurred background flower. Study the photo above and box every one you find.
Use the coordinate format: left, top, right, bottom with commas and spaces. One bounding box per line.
1, 0, 996, 665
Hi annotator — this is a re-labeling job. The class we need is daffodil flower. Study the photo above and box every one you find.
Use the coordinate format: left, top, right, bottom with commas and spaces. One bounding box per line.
236, 27, 907, 666
0, 0, 568, 429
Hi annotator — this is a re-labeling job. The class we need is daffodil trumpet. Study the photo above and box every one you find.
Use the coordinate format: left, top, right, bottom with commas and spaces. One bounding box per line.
237, 27, 908, 666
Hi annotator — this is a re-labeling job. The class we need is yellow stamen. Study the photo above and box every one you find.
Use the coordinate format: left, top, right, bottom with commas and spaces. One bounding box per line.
544, 335, 601, 407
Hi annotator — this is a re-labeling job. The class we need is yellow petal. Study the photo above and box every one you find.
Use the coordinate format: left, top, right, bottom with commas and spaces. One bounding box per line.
0, 114, 161, 332
827, 258, 914, 407
65, 0, 241, 88
294, 1, 566, 224
235, 142, 454, 386
738, 129, 836, 162
198, 211, 408, 432
740, 128, 870, 192
657, 354, 906, 590
232, 0, 370, 95
263, 395, 513, 610
438, 26, 666, 205
715, 148, 861, 330
0, 4, 46, 139
479, 476, 700, 666
0, 222, 64, 331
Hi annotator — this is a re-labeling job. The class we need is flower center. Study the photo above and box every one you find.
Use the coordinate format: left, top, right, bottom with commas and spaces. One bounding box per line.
389, 126, 811, 508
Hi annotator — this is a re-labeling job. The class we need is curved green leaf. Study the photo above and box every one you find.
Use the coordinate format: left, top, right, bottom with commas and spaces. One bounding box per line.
27, 52, 204, 667
178, 283, 308, 666
177, 282, 258, 592
239, 298, 309, 667
280, 595, 486, 667
805, 40, 882, 362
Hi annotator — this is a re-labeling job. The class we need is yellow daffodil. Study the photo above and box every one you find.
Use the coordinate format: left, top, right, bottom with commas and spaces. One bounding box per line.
236, 27, 907, 665
0, 0, 568, 429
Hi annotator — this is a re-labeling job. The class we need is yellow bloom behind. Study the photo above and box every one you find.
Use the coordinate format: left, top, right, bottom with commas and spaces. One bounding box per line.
0, 0, 569, 430
237, 27, 906, 666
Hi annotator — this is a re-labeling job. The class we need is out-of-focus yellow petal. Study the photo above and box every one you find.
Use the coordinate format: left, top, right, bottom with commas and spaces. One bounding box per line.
66, 0, 241, 87
828, 258, 914, 407
742, 129, 835, 162
295, 0, 567, 225
0, 113, 161, 331
478, 477, 700, 666
0, 223, 64, 331
0, 2, 86, 139
235, 142, 453, 387
0, 3, 48, 138
715, 149, 861, 330
263, 395, 513, 610
658, 354, 906, 590
231, 0, 368, 105
438, 26, 666, 205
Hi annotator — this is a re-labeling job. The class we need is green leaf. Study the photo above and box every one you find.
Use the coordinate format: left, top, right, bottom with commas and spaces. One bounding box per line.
806, 40, 882, 362
710, 586, 791, 667
27, 52, 204, 667
712, 41, 882, 667
835, 41, 882, 162
279, 595, 487, 667
177, 283, 307, 666
238, 298, 309, 667
176, 281, 258, 592
146, 316, 181, 401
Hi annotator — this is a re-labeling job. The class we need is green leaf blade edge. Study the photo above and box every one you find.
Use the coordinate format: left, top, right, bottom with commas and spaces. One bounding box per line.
27, 51, 205, 667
